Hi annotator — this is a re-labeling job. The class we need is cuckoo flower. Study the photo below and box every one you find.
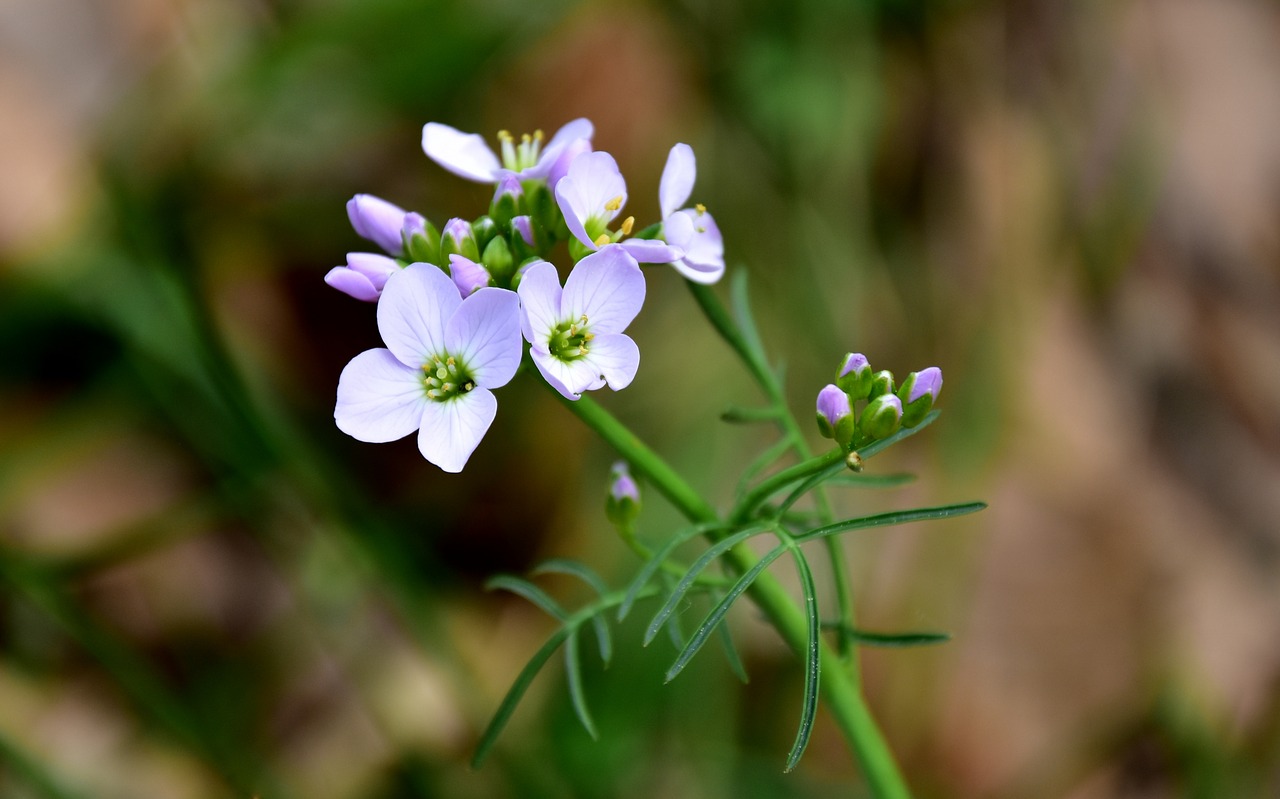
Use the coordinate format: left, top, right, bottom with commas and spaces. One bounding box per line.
334, 264, 522, 473
325, 252, 400, 302
517, 245, 645, 399
348, 194, 409, 257
422, 118, 594, 184
555, 152, 684, 263
655, 144, 725, 284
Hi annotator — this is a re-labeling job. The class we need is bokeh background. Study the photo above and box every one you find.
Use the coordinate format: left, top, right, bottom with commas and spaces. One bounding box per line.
2, 0, 1279, 796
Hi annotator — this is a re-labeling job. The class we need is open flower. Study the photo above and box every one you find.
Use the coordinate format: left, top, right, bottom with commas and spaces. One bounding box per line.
334, 264, 522, 472
422, 118, 594, 184
325, 252, 400, 302
555, 152, 685, 263
517, 245, 645, 399
655, 143, 725, 284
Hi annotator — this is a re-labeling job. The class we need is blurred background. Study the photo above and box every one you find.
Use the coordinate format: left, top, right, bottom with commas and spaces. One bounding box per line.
2, 0, 1279, 796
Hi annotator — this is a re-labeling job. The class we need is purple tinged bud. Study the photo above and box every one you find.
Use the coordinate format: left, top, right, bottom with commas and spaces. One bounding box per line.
898, 366, 943, 427
440, 217, 480, 261
323, 252, 401, 301
908, 367, 943, 404
836, 352, 873, 399
606, 461, 641, 527
448, 254, 491, 298
512, 215, 535, 247
859, 394, 903, 441
493, 172, 524, 202
347, 194, 408, 256
816, 384, 855, 445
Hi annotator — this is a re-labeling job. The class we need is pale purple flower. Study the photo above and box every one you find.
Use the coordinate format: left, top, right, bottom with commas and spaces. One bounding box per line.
324, 253, 400, 302
556, 152, 685, 263
448, 254, 491, 298
654, 144, 725, 284
334, 264, 522, 473
422, 119, 594, 183
348, 194, 408, 256
517, 245, 645, 400
547, 137, 593, 188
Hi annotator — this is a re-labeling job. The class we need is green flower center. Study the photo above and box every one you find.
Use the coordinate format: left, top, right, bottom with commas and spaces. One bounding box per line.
421, 353, 476, 402
548, 316, 593, 362
498, 129, 543, 172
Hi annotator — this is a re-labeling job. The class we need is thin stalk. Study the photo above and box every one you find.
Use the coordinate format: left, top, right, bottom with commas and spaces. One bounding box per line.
687, 280, 857, 657
553, 391, 911, 798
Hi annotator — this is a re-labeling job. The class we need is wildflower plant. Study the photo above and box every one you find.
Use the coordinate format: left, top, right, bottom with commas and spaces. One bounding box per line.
328, 119, 985, 795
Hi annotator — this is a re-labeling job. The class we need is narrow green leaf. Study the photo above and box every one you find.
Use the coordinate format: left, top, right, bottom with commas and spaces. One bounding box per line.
856, 409, 940, 460
485, 575, 568, 621
825, 472, 917, 489
666, 544, 789, 682
736, 437, 796, 497
472, 626, 573, 768
783, 541, 821, 773
530, 559, 613, 663
776, 461, 845, 517
795, 502, 987, 543
720, 405, 781, 424
563, 631, 598, 740
819, 625, 952, 648
716, 615, 750, 684
660, 571, 687, 651
618, 522, 726, 622
644, 525, 773, 646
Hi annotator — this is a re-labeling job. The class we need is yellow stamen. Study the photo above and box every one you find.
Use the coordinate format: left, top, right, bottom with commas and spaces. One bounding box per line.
604, 195, 623, 212
695, 203, 706, 214
620, 216, 635, 235
534, 129, 544, 141
498, 130, 512, 142
446, 357, 455, 366
464, 382, 474, 391
593, 234, 611, 247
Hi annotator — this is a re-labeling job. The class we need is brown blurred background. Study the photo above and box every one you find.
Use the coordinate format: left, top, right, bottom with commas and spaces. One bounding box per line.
1, 0, 1279, 797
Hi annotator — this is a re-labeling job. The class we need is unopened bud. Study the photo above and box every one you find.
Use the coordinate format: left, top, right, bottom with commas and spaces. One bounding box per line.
480, 235, 515, 285
448, 254, 491, 298
858, 394, 903, 441
868, 370, 895, 399
835, 353, 872, 400
606, 461, 641, 528
440, 217, 480, 262
403, 213, 441, 265
897, 367, 942, 428
347, 194, 408, 257
816, 384, 855, 446
490, 172, 524, 226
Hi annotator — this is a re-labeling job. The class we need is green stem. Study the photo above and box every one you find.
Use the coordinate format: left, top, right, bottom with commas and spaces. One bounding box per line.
730, 448, 847, 524
553, 390, 910, 798
687, 280, 857, 657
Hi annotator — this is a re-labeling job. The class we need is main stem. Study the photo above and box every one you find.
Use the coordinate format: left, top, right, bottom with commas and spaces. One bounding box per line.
554, 392, 910, 798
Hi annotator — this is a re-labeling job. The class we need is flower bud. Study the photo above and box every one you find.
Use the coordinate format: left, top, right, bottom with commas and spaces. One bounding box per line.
403, 213, 441, 265
480, 235, 515, 286
868, 370, 895, 399
448, 254, 491, 298
323, 252, 400, 302
858, 394, 903, 441
606, 461, 641, 528
471, 215, 498, 252
440, 217, 480, 262
835, 353, 872, 400
816, 384, 855, 446
347, 194, 408, 256
490, 172, 525, 226
897, 366, 942, 428
525, 181, 559, 238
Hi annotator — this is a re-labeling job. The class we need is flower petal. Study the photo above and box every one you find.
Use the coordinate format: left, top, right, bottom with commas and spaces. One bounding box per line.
562, 245, 645, 335
668, 209, 724, 284
422, 123, 501, 182
659, 143, 696, 220
377, 263, 461, 366
347, 194, 408, 256
515, 260, 563, 347
417, 387, 497, 473
581, 333, 640, 391
530, 347, 606, 399
619, 238, 686, 264
347, 252, 400, 291
445, 287, 522, 389
555, 152, 627, 248
546, 137, 592, 189
335, 348, 427, 442
530, 118, 595, 178
325, 267, 380, 302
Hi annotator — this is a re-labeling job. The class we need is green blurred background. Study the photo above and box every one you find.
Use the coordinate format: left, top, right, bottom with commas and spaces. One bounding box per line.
2, 0, 1279, 796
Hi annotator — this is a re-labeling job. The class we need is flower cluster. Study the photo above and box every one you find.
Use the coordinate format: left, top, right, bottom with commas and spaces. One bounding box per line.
816, 353, 942, 450
329, 119, 725, 471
